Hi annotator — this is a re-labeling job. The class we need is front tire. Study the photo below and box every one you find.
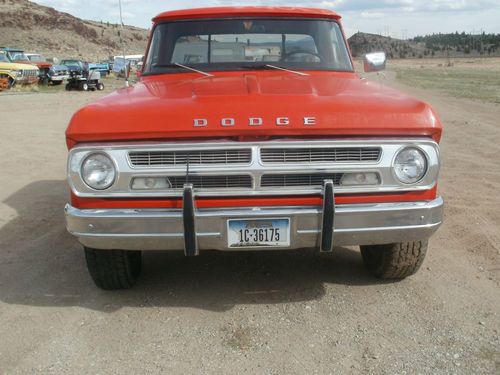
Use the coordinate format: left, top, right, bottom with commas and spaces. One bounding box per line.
360, 240, 428, 279
84, 248, 142, 290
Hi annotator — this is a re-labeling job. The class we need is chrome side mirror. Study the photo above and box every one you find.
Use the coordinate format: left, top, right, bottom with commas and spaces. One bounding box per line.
363, 52, 386, 73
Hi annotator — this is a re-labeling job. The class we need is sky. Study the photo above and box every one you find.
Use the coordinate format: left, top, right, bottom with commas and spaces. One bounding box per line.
32, 0, 500, 39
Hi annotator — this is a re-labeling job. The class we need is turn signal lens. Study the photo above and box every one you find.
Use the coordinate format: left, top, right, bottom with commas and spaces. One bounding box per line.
340, 172, 380, 186
393, 147, 427, 184
131, 177, 171, 190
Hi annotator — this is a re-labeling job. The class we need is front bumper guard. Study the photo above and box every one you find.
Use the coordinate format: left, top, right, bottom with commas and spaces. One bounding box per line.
65, 182, 443, 252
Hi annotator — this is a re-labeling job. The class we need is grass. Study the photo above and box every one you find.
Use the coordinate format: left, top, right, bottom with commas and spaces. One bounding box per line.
393, 64, 500, 104
0, 75, 130, 95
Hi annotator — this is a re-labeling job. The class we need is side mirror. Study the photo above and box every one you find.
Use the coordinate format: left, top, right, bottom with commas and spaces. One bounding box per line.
363, 52, 386, 73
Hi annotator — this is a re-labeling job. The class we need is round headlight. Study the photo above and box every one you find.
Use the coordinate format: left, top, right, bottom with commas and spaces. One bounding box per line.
81, 153, 116, 190
393, 147, 427, 184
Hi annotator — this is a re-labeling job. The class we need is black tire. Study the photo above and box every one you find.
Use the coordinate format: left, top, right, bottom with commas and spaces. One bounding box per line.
65, 83, 71, 91
79, 82, 89, 91
84, 247, 142, 290
360, 240, 428, 279
97, 83, 104, 91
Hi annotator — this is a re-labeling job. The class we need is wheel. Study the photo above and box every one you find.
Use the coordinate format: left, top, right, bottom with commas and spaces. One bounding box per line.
65, 83, 71, 91
97, 83, 104, 91
80, 82, 89, 91
84, 247, 142, 290
360, 240, 428, 279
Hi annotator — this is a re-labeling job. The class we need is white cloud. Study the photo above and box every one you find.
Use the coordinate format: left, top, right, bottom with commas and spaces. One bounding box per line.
361, 11, 385, 18
31, 0, 500, 37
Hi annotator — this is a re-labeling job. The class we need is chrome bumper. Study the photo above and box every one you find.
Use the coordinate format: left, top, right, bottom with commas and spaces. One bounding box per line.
65, 197, 443, 251
50, 75, 68, 81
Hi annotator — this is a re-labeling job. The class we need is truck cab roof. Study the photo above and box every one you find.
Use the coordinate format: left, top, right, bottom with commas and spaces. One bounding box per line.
153, 6, 341, 23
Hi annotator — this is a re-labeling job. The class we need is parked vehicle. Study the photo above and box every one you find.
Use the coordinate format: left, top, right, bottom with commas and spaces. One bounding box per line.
89, 63, 110, 77
1, 49, 52, 84
47, 64, 69, 85
65, 63, 104, 91
60, 59, 86, 75
65, 7, 443, 290
0, 50, 39, 88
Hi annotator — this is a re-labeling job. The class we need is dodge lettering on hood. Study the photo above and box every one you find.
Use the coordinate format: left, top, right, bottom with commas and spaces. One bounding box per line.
65, 7, 443, 290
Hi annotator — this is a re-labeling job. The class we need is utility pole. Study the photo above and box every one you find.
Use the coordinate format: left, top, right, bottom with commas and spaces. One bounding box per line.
119, 0, 129, 87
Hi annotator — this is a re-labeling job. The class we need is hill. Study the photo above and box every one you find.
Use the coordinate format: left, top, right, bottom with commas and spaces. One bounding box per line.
348, 32, 500, 59
348, 32, 427, 59
0, 0, 149, 61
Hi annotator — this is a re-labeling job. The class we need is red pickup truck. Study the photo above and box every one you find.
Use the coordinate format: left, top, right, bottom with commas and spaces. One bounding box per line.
65, 7, 443, 290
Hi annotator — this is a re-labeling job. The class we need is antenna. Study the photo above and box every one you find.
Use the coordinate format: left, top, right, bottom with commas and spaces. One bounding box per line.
118, 0, 129, 87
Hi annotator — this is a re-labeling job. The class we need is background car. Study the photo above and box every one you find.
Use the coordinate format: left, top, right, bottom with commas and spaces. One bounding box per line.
47, 64, 69, 85
0, 50, 39, 88
1, 48, 52, 84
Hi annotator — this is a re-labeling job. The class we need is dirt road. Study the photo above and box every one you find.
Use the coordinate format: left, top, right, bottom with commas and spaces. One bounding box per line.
0, 75, 499, 374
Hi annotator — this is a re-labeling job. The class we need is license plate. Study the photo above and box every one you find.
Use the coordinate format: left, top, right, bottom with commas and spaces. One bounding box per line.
227, 218, 290, 248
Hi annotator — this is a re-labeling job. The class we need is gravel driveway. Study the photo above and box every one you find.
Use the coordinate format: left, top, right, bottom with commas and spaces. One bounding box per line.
0, 75, 498, 374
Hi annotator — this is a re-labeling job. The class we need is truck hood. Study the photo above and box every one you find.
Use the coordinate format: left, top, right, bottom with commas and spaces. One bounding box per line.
0, 61, 39, 71
66, 71, 442, 145
15, 59, 51, 69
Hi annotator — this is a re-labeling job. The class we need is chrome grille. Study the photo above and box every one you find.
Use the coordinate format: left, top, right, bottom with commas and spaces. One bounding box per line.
260, 147, 381, 163
261, 173, 344, 187
167, 175, 252, 189
129, 149, 252, 167
22, 69, 38, 77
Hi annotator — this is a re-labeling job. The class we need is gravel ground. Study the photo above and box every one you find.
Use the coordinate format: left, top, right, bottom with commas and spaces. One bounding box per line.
0, 73, 498, 374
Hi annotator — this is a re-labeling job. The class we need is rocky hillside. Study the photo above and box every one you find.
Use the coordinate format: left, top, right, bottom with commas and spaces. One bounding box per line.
348, 32, 426, 59
0, 0, 149, 61
348, 32, 500, 59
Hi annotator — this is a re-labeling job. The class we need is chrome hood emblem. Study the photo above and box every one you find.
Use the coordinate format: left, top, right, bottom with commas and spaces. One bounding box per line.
193, 117, 316, 127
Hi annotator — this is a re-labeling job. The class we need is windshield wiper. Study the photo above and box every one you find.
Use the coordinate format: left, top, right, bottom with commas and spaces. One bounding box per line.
240, 64, 309, 76
153, 63, 214, 77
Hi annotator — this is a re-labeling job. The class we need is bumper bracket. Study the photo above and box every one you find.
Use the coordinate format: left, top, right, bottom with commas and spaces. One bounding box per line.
320, 180, 335, 253
182, 184, 198, 256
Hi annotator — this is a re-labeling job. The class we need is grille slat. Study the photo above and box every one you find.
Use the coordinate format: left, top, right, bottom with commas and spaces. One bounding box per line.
261, 173, 344, 188
129, 149, 252, 167
260, 147, 381, 164
167, 175, 252, 189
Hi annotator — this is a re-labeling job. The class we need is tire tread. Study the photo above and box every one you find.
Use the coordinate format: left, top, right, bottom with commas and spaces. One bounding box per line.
84, 248, 141, 290
360, 240, 428, 279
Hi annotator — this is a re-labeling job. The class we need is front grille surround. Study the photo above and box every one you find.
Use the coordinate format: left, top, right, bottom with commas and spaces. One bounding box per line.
167, 175, 252, 189
261, 173, 344, 188
260, 147, 381, 164
129, 149, 252, 167
68, 139, 440, 198
22, 69, 38, 78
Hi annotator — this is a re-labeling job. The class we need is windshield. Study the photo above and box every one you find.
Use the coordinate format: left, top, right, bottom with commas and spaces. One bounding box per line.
9, 52, 28, 61
28, 55, 44, 61
61, 60, 82, 67
0, 52, 9, 62
144, 18, 353, 74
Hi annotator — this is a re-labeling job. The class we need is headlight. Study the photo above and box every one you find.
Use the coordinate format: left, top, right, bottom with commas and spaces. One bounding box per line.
81, 153, 116, 190
14, 70, 22, 77
393, 147, 427, 184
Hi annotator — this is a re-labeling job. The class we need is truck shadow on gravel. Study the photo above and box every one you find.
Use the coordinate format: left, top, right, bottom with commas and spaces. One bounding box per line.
0, 180, 395, 313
